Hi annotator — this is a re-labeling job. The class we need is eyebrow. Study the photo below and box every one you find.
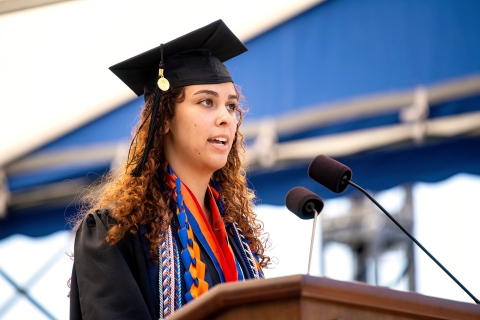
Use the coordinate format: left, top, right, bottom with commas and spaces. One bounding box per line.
193, 90, 238, 100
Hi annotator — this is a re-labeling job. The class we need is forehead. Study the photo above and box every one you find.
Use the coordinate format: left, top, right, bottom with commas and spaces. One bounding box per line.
184, 82, 237, 97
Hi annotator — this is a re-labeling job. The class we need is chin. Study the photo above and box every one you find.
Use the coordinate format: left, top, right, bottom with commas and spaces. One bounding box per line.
207, 157, 229, 172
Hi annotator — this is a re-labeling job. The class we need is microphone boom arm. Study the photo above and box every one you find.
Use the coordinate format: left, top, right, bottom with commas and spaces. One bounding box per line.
307, 203, 319, 275
347, 179, 480, 304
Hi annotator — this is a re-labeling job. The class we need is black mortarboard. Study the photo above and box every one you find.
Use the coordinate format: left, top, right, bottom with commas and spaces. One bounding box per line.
109, 19, 247, 101
108, 20, 247, 176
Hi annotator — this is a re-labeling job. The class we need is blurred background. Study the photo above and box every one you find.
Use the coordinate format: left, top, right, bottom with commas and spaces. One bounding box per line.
1, 0, 480, 318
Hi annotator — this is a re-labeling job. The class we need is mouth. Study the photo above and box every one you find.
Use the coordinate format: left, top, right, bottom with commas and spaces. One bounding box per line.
207, 137, 228, 146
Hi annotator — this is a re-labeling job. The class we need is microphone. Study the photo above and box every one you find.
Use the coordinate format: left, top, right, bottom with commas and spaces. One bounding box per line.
285, 187, 324, 275
308, 155, 480, 304
285, 186, 324, 220
308, 155, 352, 193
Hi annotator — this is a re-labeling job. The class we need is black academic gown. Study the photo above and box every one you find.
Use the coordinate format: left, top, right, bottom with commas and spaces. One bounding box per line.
70, 211, 157, 320
70, 210, 256, 320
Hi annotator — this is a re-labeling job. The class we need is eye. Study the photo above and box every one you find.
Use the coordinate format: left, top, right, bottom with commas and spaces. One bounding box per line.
199, 98, 213, 107
226, 103, 238, 113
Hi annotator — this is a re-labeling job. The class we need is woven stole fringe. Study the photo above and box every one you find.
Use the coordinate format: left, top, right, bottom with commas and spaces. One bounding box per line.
230, 222, 264, 279
158, 226, 183, 319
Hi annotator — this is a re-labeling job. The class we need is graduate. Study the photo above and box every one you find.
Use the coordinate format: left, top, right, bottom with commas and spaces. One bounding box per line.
69, 20, 269, 319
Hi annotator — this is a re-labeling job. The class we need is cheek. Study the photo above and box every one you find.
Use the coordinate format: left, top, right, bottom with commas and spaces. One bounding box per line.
230, 119, 238, 133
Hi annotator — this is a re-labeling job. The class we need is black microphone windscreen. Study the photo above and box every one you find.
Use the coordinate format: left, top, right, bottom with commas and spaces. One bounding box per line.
285, 187, 324, 220
308, 155, 352, 193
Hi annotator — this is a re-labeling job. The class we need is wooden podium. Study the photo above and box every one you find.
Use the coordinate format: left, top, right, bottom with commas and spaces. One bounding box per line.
169, 274, 480, 320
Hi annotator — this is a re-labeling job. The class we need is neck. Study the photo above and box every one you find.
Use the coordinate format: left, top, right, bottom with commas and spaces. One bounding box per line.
169, 163, 211, 215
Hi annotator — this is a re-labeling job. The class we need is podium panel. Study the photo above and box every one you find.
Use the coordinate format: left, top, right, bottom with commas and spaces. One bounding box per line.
169, 275, 480, 320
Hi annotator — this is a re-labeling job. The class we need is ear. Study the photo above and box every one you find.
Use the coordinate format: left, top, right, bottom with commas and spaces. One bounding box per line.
163, 120, 170, 134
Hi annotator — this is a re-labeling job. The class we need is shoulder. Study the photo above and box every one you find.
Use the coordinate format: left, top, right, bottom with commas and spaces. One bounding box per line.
76, 207, 145, 260
74, 208, 123, 256
79, 208, 115, 230
75, 208, 120, 241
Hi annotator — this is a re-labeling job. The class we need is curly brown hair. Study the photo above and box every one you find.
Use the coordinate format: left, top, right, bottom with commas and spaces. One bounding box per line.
75, 85, 270, 268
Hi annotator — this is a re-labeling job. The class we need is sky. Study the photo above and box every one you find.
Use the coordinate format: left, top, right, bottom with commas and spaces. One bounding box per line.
1, 173, 479, 319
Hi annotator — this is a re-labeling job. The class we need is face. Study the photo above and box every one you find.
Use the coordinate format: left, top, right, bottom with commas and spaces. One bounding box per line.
163, 82, 239, 177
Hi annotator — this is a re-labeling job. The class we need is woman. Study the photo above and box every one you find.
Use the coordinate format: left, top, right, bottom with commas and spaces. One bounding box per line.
69, 20, 269, 319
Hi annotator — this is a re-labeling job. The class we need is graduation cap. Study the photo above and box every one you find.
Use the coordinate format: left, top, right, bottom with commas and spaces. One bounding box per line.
109, 20, 247, 176
110, 19, 247, 100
